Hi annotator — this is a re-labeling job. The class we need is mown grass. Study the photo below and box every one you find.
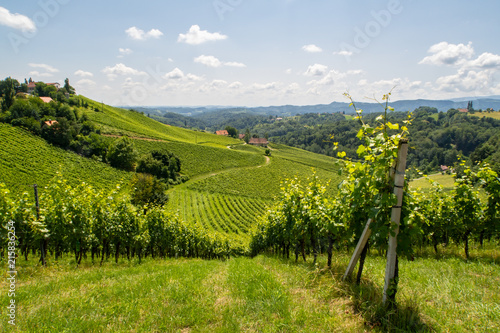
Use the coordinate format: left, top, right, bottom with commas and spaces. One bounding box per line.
2, 243, 498, 332
410, 173, 455, 192
469, 111, 500, 120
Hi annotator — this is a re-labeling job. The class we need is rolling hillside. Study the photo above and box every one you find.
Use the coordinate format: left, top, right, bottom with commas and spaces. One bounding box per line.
0, 123, 131, 195
2, 97, 342, 244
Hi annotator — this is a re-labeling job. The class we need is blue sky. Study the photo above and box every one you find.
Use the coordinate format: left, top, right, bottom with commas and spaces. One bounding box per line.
1, 0, 500, 107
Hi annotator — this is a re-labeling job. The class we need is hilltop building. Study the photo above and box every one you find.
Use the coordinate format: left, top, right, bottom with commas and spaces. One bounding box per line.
216, 130, 229, 136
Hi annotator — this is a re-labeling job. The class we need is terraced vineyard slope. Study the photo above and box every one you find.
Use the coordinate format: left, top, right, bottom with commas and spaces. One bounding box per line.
2, 97, 342, 244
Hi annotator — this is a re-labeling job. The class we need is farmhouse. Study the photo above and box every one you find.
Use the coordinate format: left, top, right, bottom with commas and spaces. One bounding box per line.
249, 138, 269, 147
27, 81, 36, 94
46, 82, 61, 89
216, 130, 229, 136
44, 120, 58, 127
39, 97, 54, 103
27, 81, 61, 94
458, 108, 468, 113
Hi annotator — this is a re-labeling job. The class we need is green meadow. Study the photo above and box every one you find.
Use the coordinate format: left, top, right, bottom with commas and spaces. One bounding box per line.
1, 244, 499, 332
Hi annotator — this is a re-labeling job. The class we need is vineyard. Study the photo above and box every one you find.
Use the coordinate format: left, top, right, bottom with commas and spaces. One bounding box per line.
188, 155, 341, 200
1, 95, 500, 331
0, 123, 131, 194
81, 97, 237, 147
167, 189, 267, 242
133, 140, 266, 177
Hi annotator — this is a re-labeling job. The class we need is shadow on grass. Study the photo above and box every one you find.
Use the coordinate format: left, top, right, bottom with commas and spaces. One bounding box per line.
341, 279, 433, 332
414, 242, 500, 265
266, 254, 433, 332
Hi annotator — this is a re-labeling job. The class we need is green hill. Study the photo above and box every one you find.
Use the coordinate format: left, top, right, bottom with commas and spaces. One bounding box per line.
1, 96, 342, 244
0, 123, 131, 195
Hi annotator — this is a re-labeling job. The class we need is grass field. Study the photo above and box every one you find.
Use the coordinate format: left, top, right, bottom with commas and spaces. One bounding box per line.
410, 173, 455, 191
2, 243, 499, 332
469, 111, 500, 120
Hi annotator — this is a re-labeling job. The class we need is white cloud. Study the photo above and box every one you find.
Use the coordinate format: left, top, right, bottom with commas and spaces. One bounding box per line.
285, 83, 300, 94
194, 55, 222, 68
333, 50, 353, 56
102, 63, 147, 80
178, 25, 227, 45
250, 82, 278, 91
0, 6, 36, 32
467, 52, 500, 69
194, 55, 246, 68
164, 68, 185, 80
125, 26, 163, 40
302, 44, 323, 53
118, 48, 133, 56
28, 63, 59, 73
304, 64, 328, 76
347, 69, 364, 75
76, 79, 96, 86
29, 71, 53, 78
210, 79, 227, 88
285, 68, 292, 74
186, 73, 204, 81
436, 69, 494, 93
228, 81, 243, 89
225, 61, 246, 68
419, 41, 474, 66
74, 70, 93, 77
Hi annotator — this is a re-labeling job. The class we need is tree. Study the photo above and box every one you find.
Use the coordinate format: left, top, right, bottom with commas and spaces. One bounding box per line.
225, 125, 238, 138
107, 137, 138, 171
136, 150, 181, 182
130, 173, 169, 209
1, 77, 17, 111
467, 101, 474, 112
64, 78, 75, 95
244, 128, 251, 143
41, 118, 77, 148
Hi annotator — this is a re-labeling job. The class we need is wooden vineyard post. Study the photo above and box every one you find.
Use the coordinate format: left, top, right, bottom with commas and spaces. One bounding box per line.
382, 139, 408, 305
342, 218, 372, 281
34, 184, 46, 266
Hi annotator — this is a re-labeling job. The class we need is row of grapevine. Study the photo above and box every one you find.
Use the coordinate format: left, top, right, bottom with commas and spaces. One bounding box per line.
133, 140, 266, 178
249, 93, 500, 305
168, 189, 268, 238
0, 123, 131, 194
250, 93, 500, 262
0, 179, 244, 265
250, 164, 500, 260
188, 156, 341, 200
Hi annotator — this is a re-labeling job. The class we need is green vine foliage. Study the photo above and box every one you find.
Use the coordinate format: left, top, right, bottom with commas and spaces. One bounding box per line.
249, 172, 340, 262
0, 176, 239, 264
336, 92, 414, 255
250, 92, 418, 260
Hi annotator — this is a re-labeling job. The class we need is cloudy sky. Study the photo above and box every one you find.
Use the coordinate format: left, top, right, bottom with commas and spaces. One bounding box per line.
1, 0, 500, 107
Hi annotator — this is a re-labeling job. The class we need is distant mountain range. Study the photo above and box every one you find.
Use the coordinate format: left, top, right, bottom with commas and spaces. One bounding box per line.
123, 96, 500, 117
